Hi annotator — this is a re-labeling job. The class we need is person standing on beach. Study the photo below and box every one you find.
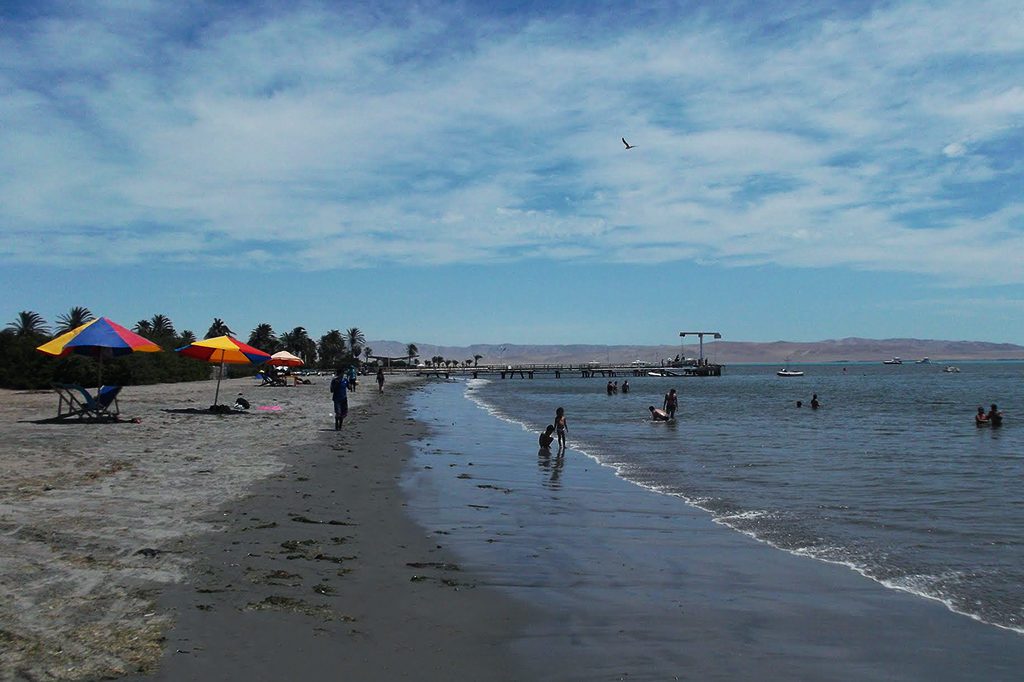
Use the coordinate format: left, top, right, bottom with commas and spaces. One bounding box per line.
663, 389, 678, 419
376, 366, 385, 393
347, 365, 358, 392
330, 368, 350, 431
554, 407, 568, 453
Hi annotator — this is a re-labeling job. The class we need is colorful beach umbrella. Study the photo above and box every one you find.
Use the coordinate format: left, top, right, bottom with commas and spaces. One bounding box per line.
270, 350, 304, 367
37, 317, 162, 388
176, 336, 271, 407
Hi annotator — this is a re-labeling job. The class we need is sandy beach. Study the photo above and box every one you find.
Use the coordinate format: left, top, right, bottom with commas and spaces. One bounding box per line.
1, 374, 530, 680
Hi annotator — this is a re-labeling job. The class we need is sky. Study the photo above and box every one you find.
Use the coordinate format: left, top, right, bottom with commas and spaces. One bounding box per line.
2, 0, 1024, 346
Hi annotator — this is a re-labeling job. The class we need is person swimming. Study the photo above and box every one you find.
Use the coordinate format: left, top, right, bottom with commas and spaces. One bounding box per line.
987, 404, 1003, 427
976, 406, 989, 426
649, 405, 671, 421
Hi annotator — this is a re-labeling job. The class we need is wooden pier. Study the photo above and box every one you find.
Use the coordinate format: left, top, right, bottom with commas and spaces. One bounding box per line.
388, 362, 722, 379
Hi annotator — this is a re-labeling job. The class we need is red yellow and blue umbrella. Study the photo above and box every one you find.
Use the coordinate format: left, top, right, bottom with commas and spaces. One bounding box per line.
176, 335, 271, 407
37, 317, 162, 388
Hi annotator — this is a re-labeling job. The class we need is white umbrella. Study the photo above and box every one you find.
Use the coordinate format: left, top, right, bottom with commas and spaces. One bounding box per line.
271, 350, 304, 367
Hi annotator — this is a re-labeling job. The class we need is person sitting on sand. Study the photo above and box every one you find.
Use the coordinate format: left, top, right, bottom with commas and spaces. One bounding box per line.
539, 425, 556, 449
976, 406, 989, 426
649, 406, 671, 421
987, 404, 1003, 426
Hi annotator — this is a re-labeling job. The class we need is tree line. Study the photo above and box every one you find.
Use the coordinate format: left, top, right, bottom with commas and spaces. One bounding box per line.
0, 307, 417, 390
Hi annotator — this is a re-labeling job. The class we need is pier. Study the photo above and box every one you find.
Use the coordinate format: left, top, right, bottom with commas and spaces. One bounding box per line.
388, 361, 722, 379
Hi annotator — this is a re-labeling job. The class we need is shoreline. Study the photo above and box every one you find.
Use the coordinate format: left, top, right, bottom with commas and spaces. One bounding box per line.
403, 379, 1024, 681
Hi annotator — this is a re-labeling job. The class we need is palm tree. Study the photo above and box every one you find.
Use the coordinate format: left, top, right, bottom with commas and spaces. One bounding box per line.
363, 347, 373, 363
318, 330, 347, 368
178, 330, 197, 345
149, 314, 175, 337
134, 319, 153, 335
406, 343, 418, 359
6, 311, 48, 338
345, 327, 366, 360
248, 323, 278, 352
55, 306, 94, 334
474, 354, 483, 367
205, 318, 233, 339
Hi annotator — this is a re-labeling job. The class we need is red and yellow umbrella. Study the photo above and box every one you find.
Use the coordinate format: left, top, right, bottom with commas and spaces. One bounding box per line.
270, 350, 304, 367
176, 336, 271, 407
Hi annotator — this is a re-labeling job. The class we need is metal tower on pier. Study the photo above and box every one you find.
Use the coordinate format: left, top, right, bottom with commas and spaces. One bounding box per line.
679, 331, 722, 363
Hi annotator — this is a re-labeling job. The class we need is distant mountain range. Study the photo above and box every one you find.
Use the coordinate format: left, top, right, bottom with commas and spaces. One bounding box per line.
366, 337, 1024, 365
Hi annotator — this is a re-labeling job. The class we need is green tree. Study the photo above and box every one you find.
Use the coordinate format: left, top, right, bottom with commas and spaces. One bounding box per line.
248, 323, 278, 353
363, 347, 373, 363
55, 306, 94, 334
134, 319, 153, 335
318, 330, 347, 369
345, 327, 366, 360
205, 318, 233, 339
474, 354, 483, 367
178, 330, 197, 345
406, 343, 418, 360
7, 311, 49, 338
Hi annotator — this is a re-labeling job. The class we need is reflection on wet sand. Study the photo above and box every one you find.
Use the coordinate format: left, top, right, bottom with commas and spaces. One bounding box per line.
537, 449, 564, 490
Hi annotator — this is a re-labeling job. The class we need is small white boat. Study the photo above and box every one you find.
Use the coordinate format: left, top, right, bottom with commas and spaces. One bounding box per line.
943, 366, 960, 373
776, 369, 804, 377
647, 369, 681, 377
916, 357, 930, 364
883, 357, 903, 365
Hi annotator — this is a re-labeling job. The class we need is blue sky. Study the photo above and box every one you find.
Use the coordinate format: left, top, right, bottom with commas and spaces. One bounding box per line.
2, 1, 1023, 345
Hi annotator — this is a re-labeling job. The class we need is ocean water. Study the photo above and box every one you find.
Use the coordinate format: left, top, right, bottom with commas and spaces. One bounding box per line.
458, 362, 1024, 634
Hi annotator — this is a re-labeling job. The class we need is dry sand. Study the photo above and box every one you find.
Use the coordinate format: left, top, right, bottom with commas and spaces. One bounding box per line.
0, 375, 424, 680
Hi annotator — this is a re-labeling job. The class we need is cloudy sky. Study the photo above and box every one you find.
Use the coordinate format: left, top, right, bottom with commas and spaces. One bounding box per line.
2, 1, 1023, 345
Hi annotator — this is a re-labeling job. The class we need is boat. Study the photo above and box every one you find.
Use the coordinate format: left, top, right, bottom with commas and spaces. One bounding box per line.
776, 369, 804, 377
882, 357, 903, 365
647, 369, 681, 377
943, 366, 960, 373
916, 357, 930, 364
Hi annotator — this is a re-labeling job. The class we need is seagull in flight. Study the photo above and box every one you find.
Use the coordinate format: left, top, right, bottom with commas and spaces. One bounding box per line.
622, 137, 636, 150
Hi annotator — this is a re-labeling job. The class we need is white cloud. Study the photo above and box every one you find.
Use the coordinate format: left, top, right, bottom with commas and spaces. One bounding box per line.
0, 1, 1023, 284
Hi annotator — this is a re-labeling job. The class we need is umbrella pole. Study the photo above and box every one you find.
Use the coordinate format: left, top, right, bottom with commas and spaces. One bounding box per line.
214, 355, 224, 406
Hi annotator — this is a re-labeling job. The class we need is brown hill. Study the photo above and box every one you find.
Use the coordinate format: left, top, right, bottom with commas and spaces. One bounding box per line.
367, 337, 1024, 365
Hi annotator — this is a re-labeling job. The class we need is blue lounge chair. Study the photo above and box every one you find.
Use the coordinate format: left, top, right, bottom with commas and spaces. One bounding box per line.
52, 383, 122, 421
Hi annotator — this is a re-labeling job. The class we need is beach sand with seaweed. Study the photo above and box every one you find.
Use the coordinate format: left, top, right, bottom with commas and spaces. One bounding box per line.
1, 374, 525, 680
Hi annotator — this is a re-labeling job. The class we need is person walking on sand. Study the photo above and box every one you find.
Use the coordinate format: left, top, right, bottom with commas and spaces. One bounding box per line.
554, 407, 568, 452
376, 366, 385, 393
330, 368, 350, 431
663, 389, 678, 420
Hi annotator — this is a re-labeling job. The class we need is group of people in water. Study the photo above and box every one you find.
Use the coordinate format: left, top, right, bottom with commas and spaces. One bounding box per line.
606, 380, 629, 394
976, 404, 1003, 427
795, 393, 821, 409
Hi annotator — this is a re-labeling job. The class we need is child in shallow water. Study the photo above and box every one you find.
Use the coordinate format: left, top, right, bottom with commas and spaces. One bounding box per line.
554, 407, 568, 451
539, 425, 556, 449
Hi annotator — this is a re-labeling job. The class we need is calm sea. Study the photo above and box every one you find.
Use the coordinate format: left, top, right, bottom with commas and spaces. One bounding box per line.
462, 362, 1024, 634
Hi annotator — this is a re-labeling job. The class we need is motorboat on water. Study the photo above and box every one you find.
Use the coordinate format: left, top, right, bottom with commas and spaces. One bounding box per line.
776, 369, 805, 377
943, 366, 961, 373
647, 369, 681, 377
916, 357, 930, 364
882, 357, 903, 365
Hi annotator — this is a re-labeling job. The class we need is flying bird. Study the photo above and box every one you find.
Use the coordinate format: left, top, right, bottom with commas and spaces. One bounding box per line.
622, 137, 636, 150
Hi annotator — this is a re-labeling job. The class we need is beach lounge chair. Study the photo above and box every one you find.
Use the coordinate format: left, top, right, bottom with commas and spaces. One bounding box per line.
52, 383, 122, 421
